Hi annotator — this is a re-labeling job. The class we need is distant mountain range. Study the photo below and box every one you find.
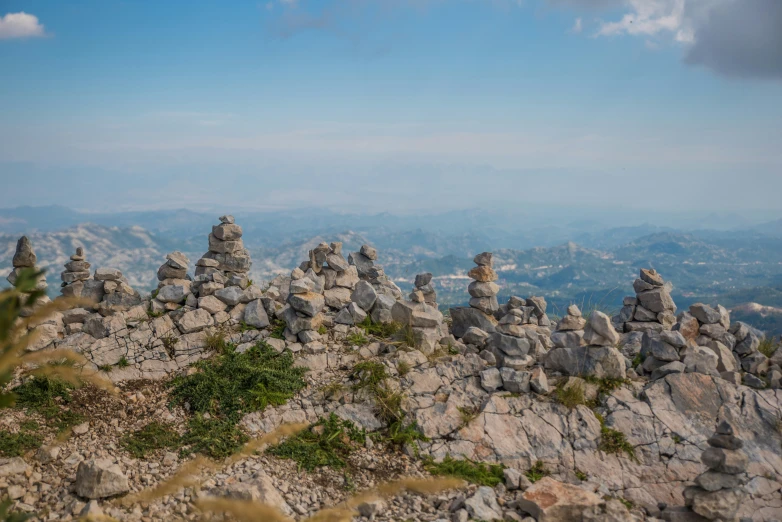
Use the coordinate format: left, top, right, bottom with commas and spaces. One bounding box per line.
2, 206, 782, 336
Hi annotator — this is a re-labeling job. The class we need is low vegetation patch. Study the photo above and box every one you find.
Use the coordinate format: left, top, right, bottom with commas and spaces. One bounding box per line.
346, 331, 369, 347
179, 415, 249, 460
169, 342, 307, 422
267, 413, 366, 471
598, 421, 638, 462
121, 421, 180, 459
0, 426, 43, 457
583, 376, 630, 395
12, 375, 85, 433
555, 382, 587, 409
0, 499, 32, 522
269, 319, 287, 340
425, 455, 504, 487
357, 317, 401, 339
525, 460, 550, 483
759, 337, 780, 358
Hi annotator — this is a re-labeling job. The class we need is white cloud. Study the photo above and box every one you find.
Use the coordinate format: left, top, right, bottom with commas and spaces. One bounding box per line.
570, 17, 582, 33
596, 0, 689, 39
0, 12, 46, 40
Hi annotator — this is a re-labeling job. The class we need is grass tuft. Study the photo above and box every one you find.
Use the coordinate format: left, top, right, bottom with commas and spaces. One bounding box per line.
555, 382, 586, 409
425, 455, 504, 487
346, 332, 369, 347
269, 319, 287, 340
759, 337, 779, 358
598, 416, 638, 462
169, 341, 307, 422
180, 415, 249, 460
267, 413, 366, 471
525, 460, 549, 483
121, 421, 180, 459
0, 428, 43, 457
357, 317, 401, 339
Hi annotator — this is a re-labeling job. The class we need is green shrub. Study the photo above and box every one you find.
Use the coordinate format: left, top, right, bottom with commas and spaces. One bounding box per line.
267, 413, 366, 471
180, 415, 249, 460
269, 319, 287, 340
525, 460, 549, 483
13, 375, 72, 408
121, 421, 180, 459
346, 332, 369, 346
555, 383, 586, 409
425, 455, 504, 487
357, 317, 401, 339
599, 424, 637, 462
118, 356, 130, 368
0, 429, 43, 457
759, 337, 779, 358
0, 499, 32, 522
169, 342, 307, 422
583, 376, 630, 395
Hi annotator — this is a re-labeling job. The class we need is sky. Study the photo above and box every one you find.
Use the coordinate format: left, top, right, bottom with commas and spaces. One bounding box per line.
0, 0, 781, 217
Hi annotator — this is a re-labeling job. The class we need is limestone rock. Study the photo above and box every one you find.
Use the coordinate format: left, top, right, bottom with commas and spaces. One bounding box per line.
518, 477, 602, 522
75, 458, 130, 499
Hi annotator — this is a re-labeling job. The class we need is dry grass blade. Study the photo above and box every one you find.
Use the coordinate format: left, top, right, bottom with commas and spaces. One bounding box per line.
31, 364, 118, 396
304, 477, 465, 522
195, 498, 294, 522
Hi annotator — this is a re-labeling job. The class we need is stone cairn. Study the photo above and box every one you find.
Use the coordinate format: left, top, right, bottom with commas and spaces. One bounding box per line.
676, 421, 746, 521
614, 268, 677, 333
348, 244, 403, 301
552, 304, 586, 349
194, 215, 251, 281
93, 268, 142, 316
478, 296, 553, 395
151, 252, 194, 314
390, 273, 446, 354
60, 247, 90, 293
545, 310, 626, 380
673, 303, 775, 389
7, 236, 46, 291
450, 252, 500, 339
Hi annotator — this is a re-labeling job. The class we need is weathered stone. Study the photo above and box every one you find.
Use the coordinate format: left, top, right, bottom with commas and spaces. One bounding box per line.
359, 244, 378, 260
633, 305, 657, 322
530, 367, 549, 394
704, 341, 736, 372
650, 360, 685, 380
468, 265, 498, 282
640, 268, 664, 286
157, 264, 186, 281
244, 299, 270, 329
701, 447, 748, 474
634, 278, 655, 293
61, 270, 90, 283
462, 327, 489, 346
480, 367, 503, 391
470, 296, 499, 315
689, 303, 722, 325
157, 285, 189, 304
176, 309, 212, 334
500, 367, 530, 393
473, 252, 493, 267
707, 433, 743, 450
734, 331, 760, 355
198, 295, 227, 314
351, 280, 377, 312
557, 315, 586, 331
334, 265, 359, 289
450, 306, 497, 338
695, 470, 740, 491
464, 486, 502, 521
682, 345, 719, 375
488, 332, 530, 357
212, 223, 243, 241
637, 286, 676, 313
518, 477, 602, 522
12, 236, 37, 267
690, 488, 743, 521
74, 458, 130, 499
551, 330, 584, 349
213, 286, 243, 306
94, 268, 122, 281
675, 311, 701, 340
391, 300, 441, 328
544, 346, 626, 379
660, 330, 687, 348
586, 311, 620, 344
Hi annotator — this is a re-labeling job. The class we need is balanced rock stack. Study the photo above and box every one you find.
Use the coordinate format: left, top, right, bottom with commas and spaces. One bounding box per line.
681, 420, 747, 521
614, 268, 677, 333
348, 244, 403, 301
552, 304, 587, 349
194, 215, 251, 280
94, 267, 142, 316
636, 330, 689, 380
7, 236, 47, 290
390, 273, 447, 354
150, 252, 194, 314
545, 311, 626, 379
60, 247, 90, 292
483, 295, 552, 367
285, 264, 327, 344
450, 252, 500, 338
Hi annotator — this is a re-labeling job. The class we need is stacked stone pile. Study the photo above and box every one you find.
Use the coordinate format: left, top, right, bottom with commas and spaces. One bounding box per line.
390, 273, 447, 354
545, 310, 626, 379
60, 247, 90, 291
93, 267, 142, 316
680, 421, 747, 521
150, 252, 194, 314
194, 215, 251, 280
348, 244, 403, 300
672, 303, 778, 388
551, 304, 586, 349
6, 236, 47, 291
450, 252, 500, 338
614, 268, 677, 333
482, 295, 552, 369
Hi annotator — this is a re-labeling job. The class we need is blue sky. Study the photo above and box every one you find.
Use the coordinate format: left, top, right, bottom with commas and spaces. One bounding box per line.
1, 0, 781, 216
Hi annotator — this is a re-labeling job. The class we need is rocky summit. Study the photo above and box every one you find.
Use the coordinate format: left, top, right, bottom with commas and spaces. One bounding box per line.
2, 226, 781, 522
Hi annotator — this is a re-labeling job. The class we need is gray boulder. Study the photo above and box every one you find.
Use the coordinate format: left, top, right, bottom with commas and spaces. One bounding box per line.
75, 459, 129, 499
